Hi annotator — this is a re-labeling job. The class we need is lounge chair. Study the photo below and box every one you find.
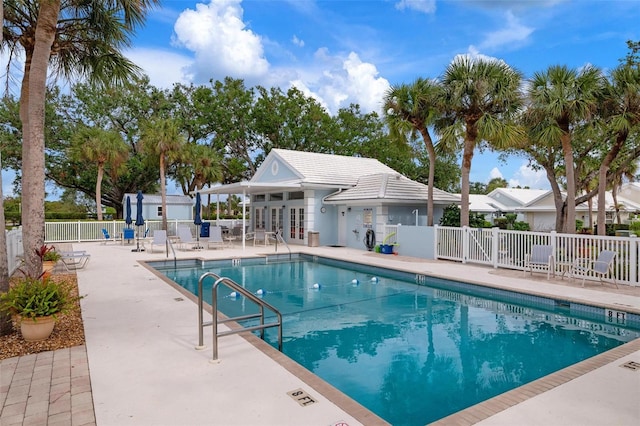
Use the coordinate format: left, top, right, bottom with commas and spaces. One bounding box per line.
177, 226, 199, 250
150, 230, 167, 253
101, 228, 118, 244
524, 245, 554, 279
205, 226, 226, 249
571, 250, 618, 288
59, 250, 91, 270
254, 229, 268, 246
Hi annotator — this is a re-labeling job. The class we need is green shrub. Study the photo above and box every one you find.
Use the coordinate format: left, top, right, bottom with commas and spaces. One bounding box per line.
493, 217, 508, 229
513, 221, 530, 231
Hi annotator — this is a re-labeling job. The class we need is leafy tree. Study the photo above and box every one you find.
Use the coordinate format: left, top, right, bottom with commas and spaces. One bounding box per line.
595, 64, 640, 234
486, 177, 508, 193
141, 118, 185, 231
439, 57, 524, 227
384, 78, 442, 226
469, 182, 487, 195
70, 127, 129, 220
2, 0, 158, 276
526, 65, 605, 233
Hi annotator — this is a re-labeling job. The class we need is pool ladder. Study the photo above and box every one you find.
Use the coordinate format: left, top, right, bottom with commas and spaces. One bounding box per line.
196, 272, 283, 363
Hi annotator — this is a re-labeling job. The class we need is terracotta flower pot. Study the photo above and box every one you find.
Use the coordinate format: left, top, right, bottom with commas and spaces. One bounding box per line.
20, 315, 56, 341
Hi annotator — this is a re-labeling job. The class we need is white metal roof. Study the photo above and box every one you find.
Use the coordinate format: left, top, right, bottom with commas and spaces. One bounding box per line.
270, 149, 398, 186
323, 173, 460, 204
468, 194, 510, 213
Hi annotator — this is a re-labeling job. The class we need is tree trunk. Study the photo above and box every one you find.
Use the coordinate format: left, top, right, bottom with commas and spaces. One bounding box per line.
420, 128, 436, 227
96, 164, 104, 221
160, 155, 168, 231
0, 0, 13, 336
460, 140, 474, 228
22, 1, 61, 277
560, 130, 576, 234
597, 132, 626, 235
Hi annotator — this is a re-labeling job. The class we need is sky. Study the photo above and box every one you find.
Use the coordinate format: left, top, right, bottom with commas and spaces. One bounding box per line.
3, 0, 640, 198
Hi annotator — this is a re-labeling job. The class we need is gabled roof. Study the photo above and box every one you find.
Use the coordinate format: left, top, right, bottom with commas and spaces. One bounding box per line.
487, 188, 549, 206
468, 194, 509, 213
323, 173, 460, 204
265, 148, 398, 186
200, 149, 401, 195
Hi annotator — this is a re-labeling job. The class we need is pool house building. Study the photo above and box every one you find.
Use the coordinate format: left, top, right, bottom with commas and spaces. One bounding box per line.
199, 149, 460, 251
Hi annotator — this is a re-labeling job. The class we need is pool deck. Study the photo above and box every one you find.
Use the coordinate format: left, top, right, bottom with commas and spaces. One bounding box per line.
2, 241, 640, 425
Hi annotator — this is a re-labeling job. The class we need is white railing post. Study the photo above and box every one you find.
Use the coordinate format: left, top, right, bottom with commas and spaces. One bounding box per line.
434, 225, 439, 259
462, 226, 469, 264
630, 235, 638, 286
492, 227, 499, 268
77, 220, 81, 243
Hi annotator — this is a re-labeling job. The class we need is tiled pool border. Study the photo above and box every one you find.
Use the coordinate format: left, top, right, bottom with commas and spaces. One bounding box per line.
144, 254, 640, 425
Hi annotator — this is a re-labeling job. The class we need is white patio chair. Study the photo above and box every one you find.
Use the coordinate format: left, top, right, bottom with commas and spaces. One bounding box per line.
205, 226, 226, 250
149, 230, 167, 253
177, 226, 199, 250
253, 229, 267, 246
571, 250, 618, 288
59, 251, 91, 270
524, 245, 554, 279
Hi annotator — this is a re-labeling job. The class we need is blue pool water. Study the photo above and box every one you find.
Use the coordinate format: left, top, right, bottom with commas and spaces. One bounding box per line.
153, 256, 640, 425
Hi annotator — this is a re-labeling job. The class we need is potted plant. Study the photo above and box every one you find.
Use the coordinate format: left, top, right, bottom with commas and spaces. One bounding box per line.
36, 245, 62, 277
0, 275, 79, 341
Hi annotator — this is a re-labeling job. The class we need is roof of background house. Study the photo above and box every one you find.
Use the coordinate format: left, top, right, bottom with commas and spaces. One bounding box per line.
468, 194, 510, 213
122, 193, 193, 205
487, 188, 549, 206
323, 173, 460, 204
266, 148, 399, 186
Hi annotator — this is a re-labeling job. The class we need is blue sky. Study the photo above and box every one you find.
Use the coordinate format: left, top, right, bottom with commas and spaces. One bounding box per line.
3, 0, 640, 198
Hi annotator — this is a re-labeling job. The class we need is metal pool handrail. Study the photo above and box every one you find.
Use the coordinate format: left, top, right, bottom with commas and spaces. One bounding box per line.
272, 229, 292, 260
196, 271, 283, 362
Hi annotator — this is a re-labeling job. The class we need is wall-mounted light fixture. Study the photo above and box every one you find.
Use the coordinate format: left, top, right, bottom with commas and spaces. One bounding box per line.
347, 207, 352, 212
341, 211, 345, 216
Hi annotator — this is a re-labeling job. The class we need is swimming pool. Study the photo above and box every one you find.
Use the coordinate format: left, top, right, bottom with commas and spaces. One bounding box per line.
152, 255, 640, 425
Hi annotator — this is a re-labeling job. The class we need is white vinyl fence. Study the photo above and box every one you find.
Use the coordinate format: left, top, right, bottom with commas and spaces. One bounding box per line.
435, 226, 639, 286
43, 219, 248, 243
6, 227, 24, 275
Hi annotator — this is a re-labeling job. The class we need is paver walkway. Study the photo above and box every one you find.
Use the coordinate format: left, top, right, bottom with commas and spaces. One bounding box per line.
1, 345, 95, 426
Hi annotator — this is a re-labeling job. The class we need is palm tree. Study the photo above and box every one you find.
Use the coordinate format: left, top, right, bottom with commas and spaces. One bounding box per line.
439, 57, 524, 227
71, 127, 129, 220
384, 78, 442, 226
2, 0, 158, 277
174, 144, 223, 194
596, 65, 640, 234
527, 65, 605, 233
141, 118, 186, 231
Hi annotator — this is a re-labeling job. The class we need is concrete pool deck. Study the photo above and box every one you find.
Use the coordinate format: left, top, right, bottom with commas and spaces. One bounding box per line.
2, 241, 639, 425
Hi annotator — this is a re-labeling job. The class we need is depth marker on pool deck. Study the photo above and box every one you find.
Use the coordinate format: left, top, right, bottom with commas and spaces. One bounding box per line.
287, 388, 318, 407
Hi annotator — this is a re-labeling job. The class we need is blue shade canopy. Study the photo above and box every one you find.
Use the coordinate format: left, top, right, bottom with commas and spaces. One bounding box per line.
135, 191, 145, 227
125, 196, 132, 227
194, 193, 202, 226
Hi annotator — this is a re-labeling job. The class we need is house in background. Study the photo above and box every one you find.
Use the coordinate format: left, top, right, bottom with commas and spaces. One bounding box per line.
122, 193, 194, 222
468, 194, 509, 224
199, 149, 459, 250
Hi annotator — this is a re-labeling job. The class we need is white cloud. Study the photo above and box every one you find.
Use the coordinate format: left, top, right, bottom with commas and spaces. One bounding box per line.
172, 0, 269, 83
126, 48, 193, 88
479, 11, 534, 51
489, 167, 503, 180
508, 162, 549, 189
291, 50, 390, 115
395, 0, 436, 14
168, 0, 387, 115
292, 35, 305, 47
